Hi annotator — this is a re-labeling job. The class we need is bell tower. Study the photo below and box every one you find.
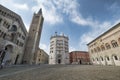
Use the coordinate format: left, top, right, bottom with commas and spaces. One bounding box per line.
23, 9, 44, 64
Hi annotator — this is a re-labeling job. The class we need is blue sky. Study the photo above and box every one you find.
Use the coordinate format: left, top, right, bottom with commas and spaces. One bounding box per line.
1, 0, 120, 54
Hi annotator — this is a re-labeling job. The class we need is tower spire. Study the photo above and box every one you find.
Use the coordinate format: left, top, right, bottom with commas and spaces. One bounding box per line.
38, 8, 42, 15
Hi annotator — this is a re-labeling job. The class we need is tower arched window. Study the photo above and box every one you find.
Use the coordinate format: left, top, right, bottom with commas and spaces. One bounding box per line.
111, 40, 118, 48
105, 43, 111, 49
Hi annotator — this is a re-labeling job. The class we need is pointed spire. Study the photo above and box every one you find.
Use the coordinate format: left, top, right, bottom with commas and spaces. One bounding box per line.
38, 8, 42, 15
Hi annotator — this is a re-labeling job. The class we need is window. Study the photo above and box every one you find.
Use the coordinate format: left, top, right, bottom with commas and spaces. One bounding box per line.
96, 58, 99, 61
91, 49, 93, 53
118, 38, 120, 44
94, 48, 97, 53
97, 47, 101, 52
105, 43, 111, 49
0, 18, 2, 24
111, 40, 118, 48
0, 32, 4, 37
16, 40, 19, 45
22, 36, 25, 40
114, 56, 118, 60
92, 58, 94, 61
7, 25, 10, 29
100, 57, 103, 61
10, 25, 17, 31
3, 33, 6, 39
106, 57, 109, 61
101, 45, 105, 51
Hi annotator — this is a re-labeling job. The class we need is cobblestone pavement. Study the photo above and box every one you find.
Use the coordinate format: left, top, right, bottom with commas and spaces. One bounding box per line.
0, 65, 120, 80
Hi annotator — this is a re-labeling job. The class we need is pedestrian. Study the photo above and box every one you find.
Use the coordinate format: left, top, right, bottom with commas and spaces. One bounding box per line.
1, 62, 5, 69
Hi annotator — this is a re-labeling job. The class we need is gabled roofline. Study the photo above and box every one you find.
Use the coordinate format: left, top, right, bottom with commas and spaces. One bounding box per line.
0, 4, 28, 36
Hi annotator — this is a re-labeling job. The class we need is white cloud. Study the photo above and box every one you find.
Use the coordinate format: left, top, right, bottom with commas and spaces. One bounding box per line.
0, 0, 29, 11
79, 19, 120, 51
0, 0, 30, 32
13, 3, 29, 11
32, 0, 63, 25
39, 43, 49, 54
69, 46, 76, 52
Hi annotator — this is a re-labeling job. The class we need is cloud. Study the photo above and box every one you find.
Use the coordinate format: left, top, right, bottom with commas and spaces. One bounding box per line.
39, 43, 49, 54
69, 47, 76, 52
79, 19, 120, 51
0, 0, 29, 11
13, 3, 29, 10
32, 0, 63, 25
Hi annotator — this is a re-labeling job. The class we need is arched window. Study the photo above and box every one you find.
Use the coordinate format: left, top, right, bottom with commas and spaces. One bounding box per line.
91, 49, 93, 53
101, 45, 105, 51
105, 43, 111, 49
97, 47, 101, 52
118, 38, 120, 45
10, 25, 17, 32
92, 58, 94, 61
96, 58, 99, 61
100, 57, 103, 61
106, 57, 110, 61
111, 40, 118, 48
114, 55, 118, 60
94, 48, 97, 53
0, 18, 2, 24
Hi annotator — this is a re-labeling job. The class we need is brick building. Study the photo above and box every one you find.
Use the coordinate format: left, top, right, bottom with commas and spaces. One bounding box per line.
69, 51, 90, 64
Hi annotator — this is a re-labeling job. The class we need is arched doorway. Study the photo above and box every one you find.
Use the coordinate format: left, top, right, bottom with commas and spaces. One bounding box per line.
58, 59, 61, 64
79, 59, 82, 64
57, 54, 62, 64
1, 45, 13, 65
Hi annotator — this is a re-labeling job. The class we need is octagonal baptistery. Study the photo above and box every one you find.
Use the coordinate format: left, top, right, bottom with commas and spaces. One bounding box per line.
49, 32, 69, 64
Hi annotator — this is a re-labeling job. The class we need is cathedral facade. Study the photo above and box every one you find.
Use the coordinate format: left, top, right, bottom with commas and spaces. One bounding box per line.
87, 23, 120, 66
0, 4, 45, 66
49, 32, 69, 64
0, 4, 28, 65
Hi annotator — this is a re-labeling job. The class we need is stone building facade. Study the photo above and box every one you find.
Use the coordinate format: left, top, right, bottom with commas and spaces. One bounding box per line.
0, 4, 28, 65
35, 48, 48, 64
69, 51, 90, 64
87, 23, 120, 66
23, 9, 44, 64
49, 32, 69, 64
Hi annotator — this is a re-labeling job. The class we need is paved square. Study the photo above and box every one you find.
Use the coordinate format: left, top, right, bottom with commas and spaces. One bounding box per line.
0, 65, 120, 80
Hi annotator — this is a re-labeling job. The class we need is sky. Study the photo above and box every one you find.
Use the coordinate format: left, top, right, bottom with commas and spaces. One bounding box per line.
1, 0, 120, 54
